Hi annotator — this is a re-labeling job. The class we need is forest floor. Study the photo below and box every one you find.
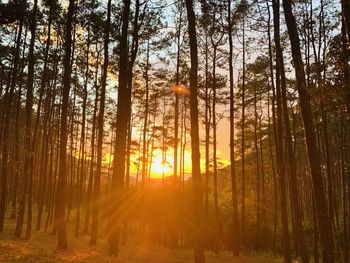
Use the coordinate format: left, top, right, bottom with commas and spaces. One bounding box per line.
0, 218, 282, 263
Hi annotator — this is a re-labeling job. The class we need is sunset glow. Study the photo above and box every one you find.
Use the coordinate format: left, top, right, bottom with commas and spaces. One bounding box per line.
150, 155, 172, 178
98, 147, 229, 179
171, 84, 190, 96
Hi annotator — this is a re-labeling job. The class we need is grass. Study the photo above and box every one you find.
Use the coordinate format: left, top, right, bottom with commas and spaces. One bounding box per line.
0, 217, 282, 263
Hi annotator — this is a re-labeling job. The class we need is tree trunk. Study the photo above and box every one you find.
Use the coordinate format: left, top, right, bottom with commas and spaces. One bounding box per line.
90, 0, 111, 245
24, 0, 38, 240
241, 17, 246, 245
253, 86, 261, 251
272, 1, 291, 262
109, 0, 131, 256
211, 43, 219, 254
228, 0, 239, 256
174, 8, 182, 184
273, 0, 308, 261
36, 4, 53, 230
141, 41, 150, 186
282, 0, 334, 261
55, 0, 75, 249
185, 0, 205, 262
75, 26, 89, 238
0, 15, 23, 232
13, 26, 27, 236
84, 47, 100, 234
342, 0, 350, 43
204, 33, 210, 217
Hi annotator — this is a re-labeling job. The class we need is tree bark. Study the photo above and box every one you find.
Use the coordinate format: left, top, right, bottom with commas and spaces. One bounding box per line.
109, 0, 131, 256
0, 14, 23, 232
84, 47, 100, 234
272, 1, 292, 262
273, 0, 308, 261
342, 0, 350, 43
13, 25, 28, 237
141, 41, 150, 186
36, 1, 53, 230
185, 0, 205, 262
24, 0, 38, 240
55, 0, 75, 249
90, 0, 111, 245
282, 0, 334, 261
228, 0, 239, 256
241, 17, 246, 245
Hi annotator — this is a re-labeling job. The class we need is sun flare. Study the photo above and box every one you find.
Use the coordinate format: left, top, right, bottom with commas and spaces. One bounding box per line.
151, 156, 172, 178
93, 146, 216, 179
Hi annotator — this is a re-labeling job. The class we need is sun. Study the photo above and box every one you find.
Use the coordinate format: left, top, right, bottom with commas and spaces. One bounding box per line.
96, 147, 211, 180
150, 154, 172, 178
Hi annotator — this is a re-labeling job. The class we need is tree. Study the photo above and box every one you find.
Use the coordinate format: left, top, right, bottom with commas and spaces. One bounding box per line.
228, 0, 239, 255
273, 0, 308, 260
0, 0, 26, 232
141, 40, 150, 186
241, 15, 246, 245
109, 0, 131, 256
185, 0, 205, 262
55, 0, 75, 250
272, 2, 291, 261
282, 0, 334, 261
90, 0, 112, 245
23, 0, 38, 240
342, 0, 350, 43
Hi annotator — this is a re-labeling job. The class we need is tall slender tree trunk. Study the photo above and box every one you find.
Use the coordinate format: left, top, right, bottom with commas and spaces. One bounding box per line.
266, 2, 279, 248
66, 95, 76, 223
241, 17, 246, 245
90, 0, 111, 245
13, 26, 28, 236
0, 15, 23, 232
37, 94, 51, 231
55, 0, 75, 249
272, 2, 291, 262
75, 26, 89, 238
125, 0, 140, 188
340, 116, 349, 263
228, 0, 239, 255
109, 0, 130, 256
211, 44, 219, 254
36, 4, 53, 230
181, 99, 187, 191
24, 0, 38, 240
253, 88, 261, 251
273, 0, 308, 261
174, 9, 182, 184
125, 114, 132, 188
342, 0, 350, 43
141, 41, 150, 186
204, 34, 210, 216
11, 47, 24, 220
185, 0, 205, 262
258, 104, 266, 247
84, 48, 100, 234
31, 1, 54, 222
283, 0, 334, 261
170, 6, 182, 248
